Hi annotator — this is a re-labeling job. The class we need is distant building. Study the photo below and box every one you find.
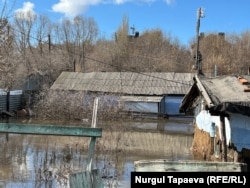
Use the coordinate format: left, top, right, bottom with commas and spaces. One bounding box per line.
51, 71, 195, 118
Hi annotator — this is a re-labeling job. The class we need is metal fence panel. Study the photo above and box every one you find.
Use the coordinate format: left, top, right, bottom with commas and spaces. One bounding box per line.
0, 90, 23, 112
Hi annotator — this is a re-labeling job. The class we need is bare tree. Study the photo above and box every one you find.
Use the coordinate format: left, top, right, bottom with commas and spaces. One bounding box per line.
0, 0, 17, 90
197, 33, 229, 76
110, 25, 192, 72
227, 32, 250, 75
85, 17, 192, 73
53, 15, 98, 72
13, 6, 37, 75
111, 15, 131, 71
197, 32, 250, 76
34, 15, 52, 67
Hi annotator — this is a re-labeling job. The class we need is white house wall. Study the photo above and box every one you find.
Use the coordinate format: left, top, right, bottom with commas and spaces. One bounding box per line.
196, 110, 250, 152
195, 110, 231, 146
230, 113, 250, 151
124, 102, 158, 113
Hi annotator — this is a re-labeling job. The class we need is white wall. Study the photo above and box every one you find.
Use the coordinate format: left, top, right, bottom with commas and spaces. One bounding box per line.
195, 110, 231, 145
195, 110, 250, 151
124, 102, 158, 113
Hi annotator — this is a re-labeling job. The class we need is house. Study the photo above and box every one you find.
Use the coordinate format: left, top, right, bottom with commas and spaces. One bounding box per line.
179, 74, 250, 170
51, 71, 194, 118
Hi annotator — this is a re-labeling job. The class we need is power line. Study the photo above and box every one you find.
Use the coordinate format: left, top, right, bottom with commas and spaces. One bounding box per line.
9, 26, 193, 86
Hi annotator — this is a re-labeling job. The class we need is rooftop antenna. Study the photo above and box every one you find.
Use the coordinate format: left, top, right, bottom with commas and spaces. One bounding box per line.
194, 7, 205, 75
130, 25, 135, 35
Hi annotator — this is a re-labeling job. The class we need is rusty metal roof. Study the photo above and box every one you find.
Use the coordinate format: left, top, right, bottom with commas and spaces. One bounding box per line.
51, 71, 195, 95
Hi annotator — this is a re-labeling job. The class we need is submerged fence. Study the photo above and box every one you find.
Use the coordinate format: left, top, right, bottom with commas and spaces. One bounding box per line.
0, 90, 23, 112
0, 97, 103, 187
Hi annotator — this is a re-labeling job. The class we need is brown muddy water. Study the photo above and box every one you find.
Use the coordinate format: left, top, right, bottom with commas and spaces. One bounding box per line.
0, 117, 195, 188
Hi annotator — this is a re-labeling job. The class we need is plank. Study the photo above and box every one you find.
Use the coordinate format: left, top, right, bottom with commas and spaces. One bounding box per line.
69, 97, 103, 187
69, 169, 104, 188
195, 75, 214, 108
91, 97, 99, 128
0, 123, 102, 137
1, 110, 14, 117
70, 171, 92, 188
86, 97, 99, 171
86, 137, 96, 172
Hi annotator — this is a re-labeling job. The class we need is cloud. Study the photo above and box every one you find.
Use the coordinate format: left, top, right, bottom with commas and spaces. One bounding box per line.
14, 1, 36, 20
164, 0, 175, 5
52, 0, 102, 17
113, 0, 175, 5
113, 0, 133, 4
52, 0, 174, 17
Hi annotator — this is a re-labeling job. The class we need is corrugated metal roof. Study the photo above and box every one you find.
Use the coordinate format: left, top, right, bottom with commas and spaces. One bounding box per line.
51, 71, 195, 95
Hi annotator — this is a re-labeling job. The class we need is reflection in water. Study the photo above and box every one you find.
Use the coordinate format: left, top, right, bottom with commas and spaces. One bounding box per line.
0, 118, 194, 188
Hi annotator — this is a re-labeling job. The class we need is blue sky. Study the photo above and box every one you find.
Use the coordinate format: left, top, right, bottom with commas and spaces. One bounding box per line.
10, 0, 250, 45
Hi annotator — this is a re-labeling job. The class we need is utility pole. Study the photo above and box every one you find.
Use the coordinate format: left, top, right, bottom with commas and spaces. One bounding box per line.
194, 7, 205, 75
130, 25, 135, 35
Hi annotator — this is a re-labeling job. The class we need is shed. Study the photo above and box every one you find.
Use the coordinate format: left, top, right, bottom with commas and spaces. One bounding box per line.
179, 74, 250, 170
51, 71, 194, 117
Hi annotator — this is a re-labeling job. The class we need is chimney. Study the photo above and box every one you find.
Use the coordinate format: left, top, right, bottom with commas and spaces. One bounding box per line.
134, 31, 139, 38
218, 32, 225, 40
214, 64, 217, 77
199, 32, 205, 39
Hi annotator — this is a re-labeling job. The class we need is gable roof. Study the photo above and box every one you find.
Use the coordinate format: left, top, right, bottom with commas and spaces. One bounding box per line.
50, 71, 194, 95
180, 74, 250, 115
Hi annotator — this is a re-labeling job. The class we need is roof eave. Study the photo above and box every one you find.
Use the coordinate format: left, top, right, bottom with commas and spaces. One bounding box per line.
194, 75, 215, 108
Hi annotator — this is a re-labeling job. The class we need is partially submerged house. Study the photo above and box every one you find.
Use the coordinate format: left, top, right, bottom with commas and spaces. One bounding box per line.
179, 74, 250, 169
51, 71, 194, 118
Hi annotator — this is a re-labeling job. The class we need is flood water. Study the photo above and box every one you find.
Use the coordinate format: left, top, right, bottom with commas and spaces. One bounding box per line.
0, 117, 195, 188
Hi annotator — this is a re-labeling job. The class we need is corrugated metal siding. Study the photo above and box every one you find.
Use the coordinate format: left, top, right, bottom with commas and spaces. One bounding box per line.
164, 96, 185, 115
230, 113, 250, 151
9, 90, 23, 111
0, 91, 7, 111
0, 90, 23, 112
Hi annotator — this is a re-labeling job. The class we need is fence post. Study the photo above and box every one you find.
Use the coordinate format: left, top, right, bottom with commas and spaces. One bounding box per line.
70, 97, 103, 188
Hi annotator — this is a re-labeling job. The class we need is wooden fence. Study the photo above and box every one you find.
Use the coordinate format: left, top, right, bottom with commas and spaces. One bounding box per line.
0, 97, 104, 188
